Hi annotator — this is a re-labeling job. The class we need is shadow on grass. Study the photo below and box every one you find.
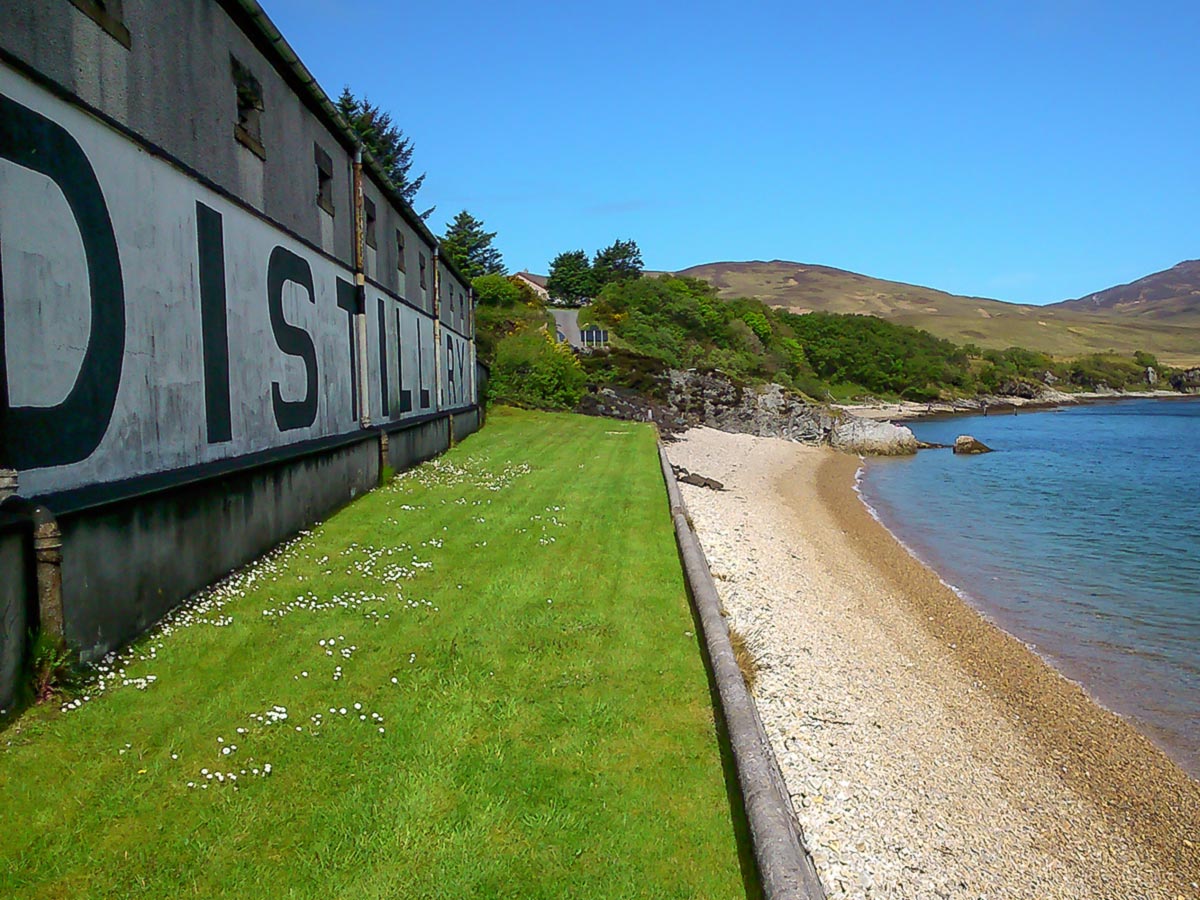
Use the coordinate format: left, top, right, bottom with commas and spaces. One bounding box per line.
682, 590, 765, 900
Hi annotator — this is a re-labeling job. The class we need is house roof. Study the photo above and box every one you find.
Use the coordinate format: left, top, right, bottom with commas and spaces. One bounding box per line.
516, 272, 549, 288
223, 0, 472, 288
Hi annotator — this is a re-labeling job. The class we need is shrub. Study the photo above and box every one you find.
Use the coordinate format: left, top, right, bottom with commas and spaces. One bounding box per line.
579, 349, 668, 399
739, 309, 773, 344
472, 273, 525, 308
489, 331, 587, 410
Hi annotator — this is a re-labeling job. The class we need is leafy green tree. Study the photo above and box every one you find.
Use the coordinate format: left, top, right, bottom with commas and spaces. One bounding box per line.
592, 239, 643, 286
471, 274, 524, 308
546, 250, 596, 305
441, 210, 506, 280
336, 87, 431, 217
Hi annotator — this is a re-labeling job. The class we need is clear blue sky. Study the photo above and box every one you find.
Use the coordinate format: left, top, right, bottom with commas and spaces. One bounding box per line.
265, 0, 1198, 305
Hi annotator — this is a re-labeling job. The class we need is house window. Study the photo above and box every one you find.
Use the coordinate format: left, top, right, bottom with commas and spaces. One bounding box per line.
314, 144, 334, 215
231, 55, 265, 159
67, 0, 130, 48
363, 197, 377, 249
396, 230, 406, 273
419, 253, 427, 290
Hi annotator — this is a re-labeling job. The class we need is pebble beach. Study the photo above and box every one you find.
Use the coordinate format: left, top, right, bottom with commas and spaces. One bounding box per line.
665, 427, 1200, 900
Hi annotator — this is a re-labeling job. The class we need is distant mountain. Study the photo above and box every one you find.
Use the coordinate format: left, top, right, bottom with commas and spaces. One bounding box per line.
675, 260, 1200, 366
1048, 260, 1200, 321
676, 259, 1020, 317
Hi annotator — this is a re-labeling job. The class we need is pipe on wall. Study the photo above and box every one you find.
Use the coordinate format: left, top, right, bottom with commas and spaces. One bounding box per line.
433, 247, 443, 410
31, 506, 64, 645
352, 144, 371, 427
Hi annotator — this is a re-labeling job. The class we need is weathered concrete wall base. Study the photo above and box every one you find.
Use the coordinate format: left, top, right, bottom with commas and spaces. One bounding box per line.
385, 417, 450, 473
42, 409, 480, 665
451, 407, 481, 443
59, 439, 379, 662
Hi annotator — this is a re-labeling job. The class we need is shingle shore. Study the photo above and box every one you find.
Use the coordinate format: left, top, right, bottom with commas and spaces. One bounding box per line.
666, 427, 1200, 900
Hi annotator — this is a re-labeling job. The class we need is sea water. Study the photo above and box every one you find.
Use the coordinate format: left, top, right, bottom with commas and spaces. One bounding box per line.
859, 398, 1200, 777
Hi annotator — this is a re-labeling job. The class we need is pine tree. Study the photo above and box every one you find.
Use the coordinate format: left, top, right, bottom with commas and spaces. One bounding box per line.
440, 210, 506, 279
336, 87, 431, 218
592, 239, 643, 286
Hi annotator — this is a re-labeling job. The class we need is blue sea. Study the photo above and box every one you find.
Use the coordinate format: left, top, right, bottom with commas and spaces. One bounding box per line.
858, 398, 1200, 777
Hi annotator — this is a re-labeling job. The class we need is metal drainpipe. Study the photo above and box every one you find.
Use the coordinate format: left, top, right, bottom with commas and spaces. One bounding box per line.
352, 145, 371, 427
432, 247, 443, 413
467, 287, 476, 406
31, 507, 64, 645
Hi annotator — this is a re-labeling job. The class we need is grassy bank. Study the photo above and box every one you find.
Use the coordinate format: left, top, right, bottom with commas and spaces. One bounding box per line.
0, 409, 751, 899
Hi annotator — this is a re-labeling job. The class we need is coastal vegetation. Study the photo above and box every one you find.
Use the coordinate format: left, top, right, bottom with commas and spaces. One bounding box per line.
0, 410, 749, 898
462, 217, 1193, 411
678, 259, 1200, 367
577, 274, 1175, 402
472, 264, 1186, 411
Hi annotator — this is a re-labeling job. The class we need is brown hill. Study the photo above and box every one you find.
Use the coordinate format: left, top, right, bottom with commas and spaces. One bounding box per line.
676, 260, 1200, 366
1048, 260, 1200, 322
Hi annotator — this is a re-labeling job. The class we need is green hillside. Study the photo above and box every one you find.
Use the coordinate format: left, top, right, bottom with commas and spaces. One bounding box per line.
677, 260, 1200, 366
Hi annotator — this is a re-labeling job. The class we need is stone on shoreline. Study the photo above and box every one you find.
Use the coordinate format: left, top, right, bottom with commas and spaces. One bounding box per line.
674, 467, 726, 491
953, 434, 993, 454
830, 416, 920, 456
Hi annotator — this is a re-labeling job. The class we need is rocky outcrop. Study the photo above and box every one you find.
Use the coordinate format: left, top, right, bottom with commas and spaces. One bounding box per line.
996, 379, 1040, 399
578, 369, 919, 454
829, 415, 920, 456
1169, 368, 1200, 393
665, 370, 918, 455
953, 435, 993, 454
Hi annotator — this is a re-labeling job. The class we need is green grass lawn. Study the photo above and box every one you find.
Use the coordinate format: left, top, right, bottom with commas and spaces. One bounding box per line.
0, 408, 752, 899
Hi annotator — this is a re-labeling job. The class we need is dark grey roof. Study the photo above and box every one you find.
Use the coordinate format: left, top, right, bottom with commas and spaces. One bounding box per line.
222, 0, 471, 288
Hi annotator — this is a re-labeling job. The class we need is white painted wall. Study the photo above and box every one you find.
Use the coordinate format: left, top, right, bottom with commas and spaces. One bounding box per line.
0, 62, 474, 500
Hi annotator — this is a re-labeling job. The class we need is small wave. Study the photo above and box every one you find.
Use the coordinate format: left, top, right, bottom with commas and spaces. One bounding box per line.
853, 464, 1011, 632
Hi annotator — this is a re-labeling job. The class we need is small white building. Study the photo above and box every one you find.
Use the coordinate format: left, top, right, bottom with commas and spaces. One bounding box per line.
514, 271, 551, 303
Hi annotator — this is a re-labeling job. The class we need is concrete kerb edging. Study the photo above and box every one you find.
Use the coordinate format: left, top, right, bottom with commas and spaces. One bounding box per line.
658, 443, 826, 900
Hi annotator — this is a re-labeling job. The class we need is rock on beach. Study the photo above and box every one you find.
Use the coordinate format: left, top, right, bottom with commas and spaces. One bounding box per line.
830, 416, 919, 456
953, 434, 993, 454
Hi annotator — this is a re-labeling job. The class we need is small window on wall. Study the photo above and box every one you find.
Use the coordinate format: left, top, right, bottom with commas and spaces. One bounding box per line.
364, 197, 377, 249
419, 253, 427, 289
396, 231, 406, 273
314, 144, 334, 215
67, 0, 130, 48
231, 55, 265, 159
314, 145, 333, 216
